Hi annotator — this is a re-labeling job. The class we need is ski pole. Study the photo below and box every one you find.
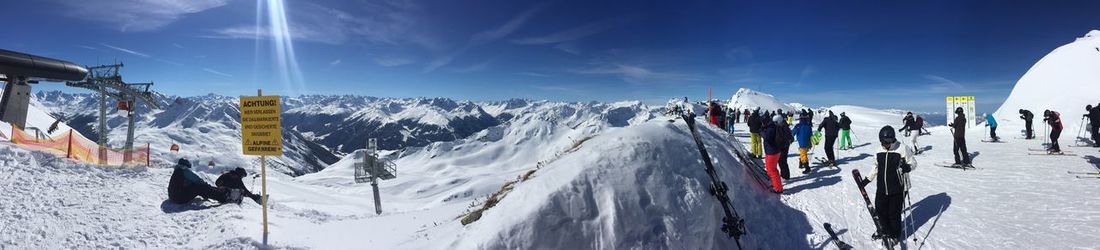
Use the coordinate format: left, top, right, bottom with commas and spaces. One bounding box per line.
1076, 117, 1086, 146
906, 192, 917, 242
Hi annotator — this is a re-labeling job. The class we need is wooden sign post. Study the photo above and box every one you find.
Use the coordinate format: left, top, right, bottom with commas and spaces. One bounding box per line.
240, 89, 282, 244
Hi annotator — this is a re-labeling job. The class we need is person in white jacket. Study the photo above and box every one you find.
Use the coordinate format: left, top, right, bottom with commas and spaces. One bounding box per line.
858, 125, 917, 241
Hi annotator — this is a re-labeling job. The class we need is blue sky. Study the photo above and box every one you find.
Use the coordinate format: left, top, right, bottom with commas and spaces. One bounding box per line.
2, 0, 1098, 112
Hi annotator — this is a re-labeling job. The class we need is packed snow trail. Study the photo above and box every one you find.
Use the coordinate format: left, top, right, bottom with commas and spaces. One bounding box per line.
733, 106, 1100, 249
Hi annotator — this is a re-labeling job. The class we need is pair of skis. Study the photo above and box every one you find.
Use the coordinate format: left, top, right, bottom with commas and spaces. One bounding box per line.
934, 162, 977, 170
1068, 171, 1100, 179
851, 169, 896, 249
1027, 148, 1078, 156
681, 113, 746, 248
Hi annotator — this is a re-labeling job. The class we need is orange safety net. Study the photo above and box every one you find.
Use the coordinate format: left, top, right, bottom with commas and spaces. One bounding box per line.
10, 126, 149, 166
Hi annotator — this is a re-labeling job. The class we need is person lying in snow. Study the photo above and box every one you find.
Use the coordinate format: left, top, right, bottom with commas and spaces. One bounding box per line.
216, 167, 263, 204
167, 158, 245, 204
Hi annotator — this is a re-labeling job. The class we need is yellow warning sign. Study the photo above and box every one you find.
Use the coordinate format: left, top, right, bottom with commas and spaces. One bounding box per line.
240, 95, 283, 156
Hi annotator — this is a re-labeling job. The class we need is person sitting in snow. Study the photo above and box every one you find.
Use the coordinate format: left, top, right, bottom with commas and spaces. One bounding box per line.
167, 158, 242, 204
858, 126, 916, 242
216, 167, 263, 204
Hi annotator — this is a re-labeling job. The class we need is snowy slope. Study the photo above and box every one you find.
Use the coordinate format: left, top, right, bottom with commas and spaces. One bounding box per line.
727, 88, 795, 112
995, 30, 1100, 133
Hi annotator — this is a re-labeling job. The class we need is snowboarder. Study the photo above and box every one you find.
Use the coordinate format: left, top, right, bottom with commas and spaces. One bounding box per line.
748, 109, 763, 158
167, 158, 238, 204
839, 112, 853, 150
984, 113, 999, 141
1020, 109, 1035, 139
856, 126, 916, 242
762, 115, 784, 193
216, 167, 263, 204
793, 112, 814, 174
1085, 104, 1100, 147
817, 111, 841, 166
948, 107, 971, 166
1044, 110, 1064, 153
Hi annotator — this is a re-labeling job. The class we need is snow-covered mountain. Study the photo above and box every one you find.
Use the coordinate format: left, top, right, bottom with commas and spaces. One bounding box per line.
727, 88, 796, 112
995, 30, 1100, 131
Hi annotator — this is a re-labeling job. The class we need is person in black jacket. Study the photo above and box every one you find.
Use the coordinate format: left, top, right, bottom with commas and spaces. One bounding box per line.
167, 159, 233, 204
762, 115, 783, 193
1019, 109, 1035, 139
748, 109, 763, 158
948, 107, 971, 166
816, 111, 841, 165
776, 116, 794, 180
858, 126, 916, 241
1085, 104, 1100, 147
901, 112, 917, 137
216, 167, 263, 204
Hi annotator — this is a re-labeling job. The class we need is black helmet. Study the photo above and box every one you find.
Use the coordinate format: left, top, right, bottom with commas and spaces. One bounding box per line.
177, 158, 191, 168
955, 107, 964, 114
1088, 105, 1093, 111
879, 126, 897, 144
233, 167, 247, 177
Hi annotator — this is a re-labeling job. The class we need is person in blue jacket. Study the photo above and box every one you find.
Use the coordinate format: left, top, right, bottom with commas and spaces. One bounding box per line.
791, 111, 814, 174
984, 113, 999, 142
167, 158, 236, 204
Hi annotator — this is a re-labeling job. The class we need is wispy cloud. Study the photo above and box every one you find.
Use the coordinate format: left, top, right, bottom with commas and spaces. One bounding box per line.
100, 43, 150, 58
76, 45, 99, 51
449, 61, 491, 73
329, 59, 342, 66
172, 43, 185, 49
424, 4, 544, 73
512, 17, 627, 45
206, 1, 432, 47
54, 0, 228, 32
573, 63, 699, 84
374, 56, 416, 67
202, 68, 233, 77
156, 58, 185, 66
923, 74, 965, 91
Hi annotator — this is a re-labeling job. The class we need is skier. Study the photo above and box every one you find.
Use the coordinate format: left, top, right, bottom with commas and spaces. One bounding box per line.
743, 109, 751, 124
167, 158, 239, 204
707, 101, 721, 127
777, 115, 795, 180
899, 112, 922, 153
1044, 110, 1063, 153
984, 113, 999, 141
1085, 104, 1100, 147
762, 115, 784, 193
792, 112, 814, 174
817, 111, 841, 166
748, 109, 763, 158
856, 126, 916, 242
216, 167, 263, 204
1019, 109, 1035, 139
727, 107, 737, 134
915, 115, 930, 135
839, 112, 853, 150
948, 107, 971, 166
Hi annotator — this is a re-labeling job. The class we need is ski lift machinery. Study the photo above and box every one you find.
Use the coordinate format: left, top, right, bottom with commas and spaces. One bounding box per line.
354, 138, 397, 214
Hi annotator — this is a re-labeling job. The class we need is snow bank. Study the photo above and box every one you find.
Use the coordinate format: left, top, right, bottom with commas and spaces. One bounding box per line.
995, 30, 1100, 132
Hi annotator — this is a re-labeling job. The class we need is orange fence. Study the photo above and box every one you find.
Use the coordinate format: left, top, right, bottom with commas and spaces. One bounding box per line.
10, 126, 149, 166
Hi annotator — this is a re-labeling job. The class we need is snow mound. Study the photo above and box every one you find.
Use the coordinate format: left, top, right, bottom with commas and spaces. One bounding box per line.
727, 88, 795, 112
995, 30, 1100, 131
444, 120, 812, 249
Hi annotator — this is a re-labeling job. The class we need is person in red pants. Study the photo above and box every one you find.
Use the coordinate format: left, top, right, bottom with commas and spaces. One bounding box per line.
762, 114, 784, 193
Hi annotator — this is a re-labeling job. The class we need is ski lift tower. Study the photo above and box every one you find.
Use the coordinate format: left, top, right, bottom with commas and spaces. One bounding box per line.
354, 138, 397, 215
66, 63, 161, 163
